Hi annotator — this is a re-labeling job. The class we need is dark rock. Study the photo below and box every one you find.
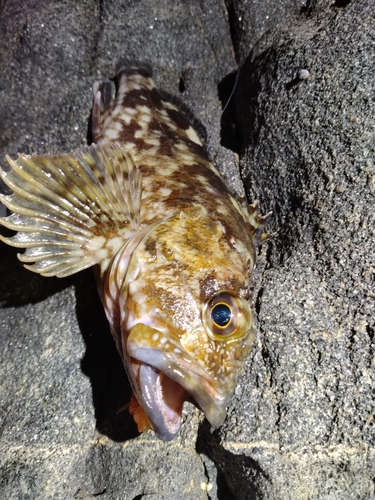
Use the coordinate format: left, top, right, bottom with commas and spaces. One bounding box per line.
1, 0, 374, 498
224, 0, 305, 64
219, 0, 374, 497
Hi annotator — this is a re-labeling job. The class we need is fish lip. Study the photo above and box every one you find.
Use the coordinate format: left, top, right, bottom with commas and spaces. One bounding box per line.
138, 363, 185, 441
127, 330, 228, 434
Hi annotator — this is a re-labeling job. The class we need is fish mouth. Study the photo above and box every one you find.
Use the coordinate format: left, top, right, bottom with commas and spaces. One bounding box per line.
127, 324, 228, 441
138, 364, 188, 441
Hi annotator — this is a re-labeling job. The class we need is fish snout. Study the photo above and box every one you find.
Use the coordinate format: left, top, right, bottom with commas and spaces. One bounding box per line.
126, 323, 228, 440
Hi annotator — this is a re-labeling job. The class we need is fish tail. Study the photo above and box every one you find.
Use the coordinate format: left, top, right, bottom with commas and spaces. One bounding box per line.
92, 59, 155, 145
113, 58, 154, 97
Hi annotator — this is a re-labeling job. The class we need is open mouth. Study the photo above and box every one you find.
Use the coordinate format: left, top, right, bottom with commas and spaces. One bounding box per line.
127, 324, 228, 441
138, 364, 188, 440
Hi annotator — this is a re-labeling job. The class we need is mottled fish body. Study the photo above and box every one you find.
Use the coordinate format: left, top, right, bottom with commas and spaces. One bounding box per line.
0, 60, 268, 440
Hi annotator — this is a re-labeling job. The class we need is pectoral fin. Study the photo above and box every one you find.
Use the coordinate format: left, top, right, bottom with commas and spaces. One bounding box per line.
0, 144, 141, 277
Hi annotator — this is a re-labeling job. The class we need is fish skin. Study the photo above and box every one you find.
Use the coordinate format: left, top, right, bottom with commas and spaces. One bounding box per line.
0, 59, 268, 441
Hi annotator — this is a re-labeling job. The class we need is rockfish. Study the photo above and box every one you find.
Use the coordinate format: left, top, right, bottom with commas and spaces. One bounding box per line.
0, 60, 269, 441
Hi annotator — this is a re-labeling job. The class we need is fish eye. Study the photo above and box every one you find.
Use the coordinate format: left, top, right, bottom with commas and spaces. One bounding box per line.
211, 303, 232, 328
203, 292, 252, 342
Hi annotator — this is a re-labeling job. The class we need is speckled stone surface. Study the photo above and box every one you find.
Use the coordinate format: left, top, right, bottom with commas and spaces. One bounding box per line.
225, 0, 375, 497
0, 0, 374, 499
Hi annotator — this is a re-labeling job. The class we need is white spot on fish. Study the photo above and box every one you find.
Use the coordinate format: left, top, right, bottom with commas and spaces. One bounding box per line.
137, 105, 152, 115
161, 100, 179, 111
216, 220, 226, 234
177, 153, 195, 165
104, 128, 119, 140
206, 186, 219, 196
166, 122, 177, 131
174, 142, 188, 151
217, 205, 229, 216
120, 114, 133, 125
134, 129, 146, 139
185, 126, 202, 145
195, 175, 210, 185
112, 120, 124, 131
145, 146, 160, 156
123, 142, 137, 150
124, 107, 137, 115
159, 187, 172, 197
144, 138, 160, 147
126, 81, 142, 91
139, 114, 152, 125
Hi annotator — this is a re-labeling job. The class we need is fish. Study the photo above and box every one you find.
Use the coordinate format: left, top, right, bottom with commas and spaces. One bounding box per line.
0, 59, 270, 441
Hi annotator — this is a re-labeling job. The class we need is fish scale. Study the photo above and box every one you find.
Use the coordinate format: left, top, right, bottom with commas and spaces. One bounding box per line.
0, 59, 270, 441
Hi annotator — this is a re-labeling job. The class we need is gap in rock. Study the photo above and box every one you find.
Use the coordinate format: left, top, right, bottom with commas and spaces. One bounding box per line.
218, 71, 242, 155
196, 419, 267, 500
300, 0, 315, 16
178, 76, 186, 93
332, 0, 351, 6
0, 243, 74, 306
223, 0, 242, 64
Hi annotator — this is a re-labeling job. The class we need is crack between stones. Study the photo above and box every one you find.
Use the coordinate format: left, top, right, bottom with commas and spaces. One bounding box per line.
223, 0, 242, 64
196, 420, 269, 500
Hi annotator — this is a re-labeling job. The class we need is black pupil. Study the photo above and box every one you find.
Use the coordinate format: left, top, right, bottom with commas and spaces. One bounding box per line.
211, 303, 232, 327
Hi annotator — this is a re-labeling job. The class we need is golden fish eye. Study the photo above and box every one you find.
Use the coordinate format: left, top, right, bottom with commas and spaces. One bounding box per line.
203, 292, 252, 342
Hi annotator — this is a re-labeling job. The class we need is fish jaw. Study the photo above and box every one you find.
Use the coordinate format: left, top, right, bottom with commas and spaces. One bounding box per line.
138, 364, 188, 441
126, 323, 228, 440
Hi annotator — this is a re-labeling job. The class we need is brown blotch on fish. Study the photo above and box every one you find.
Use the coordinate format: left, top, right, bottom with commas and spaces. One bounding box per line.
199, 274, 219, 303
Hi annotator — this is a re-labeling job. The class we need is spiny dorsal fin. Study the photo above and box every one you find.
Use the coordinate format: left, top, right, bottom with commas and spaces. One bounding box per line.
0, 144, 141, 277
246, 200, 274, 243
92, 81, 115, 142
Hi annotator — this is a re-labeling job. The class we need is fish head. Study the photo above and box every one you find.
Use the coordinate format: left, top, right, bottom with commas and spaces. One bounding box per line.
106, 206, 256, 441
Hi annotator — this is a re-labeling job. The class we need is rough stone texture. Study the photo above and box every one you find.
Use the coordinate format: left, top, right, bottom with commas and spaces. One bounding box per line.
224, 0, 306, 64
220, 0, 374, 498
0, 0, 374, 499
